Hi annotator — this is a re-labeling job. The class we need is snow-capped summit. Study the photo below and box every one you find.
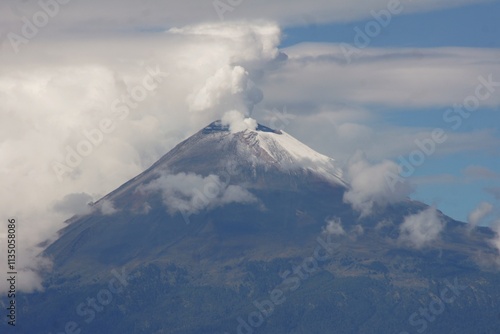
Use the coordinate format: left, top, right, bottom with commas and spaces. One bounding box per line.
201, 120, 346, 186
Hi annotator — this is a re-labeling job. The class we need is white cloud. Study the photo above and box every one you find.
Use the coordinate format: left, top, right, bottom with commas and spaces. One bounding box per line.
169, 22, 280, 62
343, 151, 414, 217
98, 199, 118, 215
139, 172, 258, 216
263, 44, 500, 109
188, 65, 249, 112
323, 217, 346, 236
399, 207, 446, 249
467, 202, 494, 228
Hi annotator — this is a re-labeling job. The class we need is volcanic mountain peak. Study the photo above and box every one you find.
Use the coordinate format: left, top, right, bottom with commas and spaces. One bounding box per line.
195, 120, 346, 186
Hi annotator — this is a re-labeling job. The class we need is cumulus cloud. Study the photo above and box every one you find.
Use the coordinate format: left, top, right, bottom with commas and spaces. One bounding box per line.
398, 207, 446, 249
343, 151, 414, 217
467, 202, 494, 228
176, 23, 278, 120
323, 217, 346, 236
139, 172, 258, 216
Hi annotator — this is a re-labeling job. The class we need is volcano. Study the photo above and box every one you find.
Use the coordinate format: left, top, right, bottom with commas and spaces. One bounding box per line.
6, 121, 500, 334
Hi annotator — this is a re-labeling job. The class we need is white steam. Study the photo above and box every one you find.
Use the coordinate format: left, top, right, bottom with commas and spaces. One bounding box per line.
221, 110, 258, 133
343, 151, 414, 217
398, 207, 446, 249
467, 202, 493, 228
323, 217, 346, 236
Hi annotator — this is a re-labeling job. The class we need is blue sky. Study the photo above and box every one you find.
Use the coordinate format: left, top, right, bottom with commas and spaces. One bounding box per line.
282, 1, 500, 48
279, 0, 500, 224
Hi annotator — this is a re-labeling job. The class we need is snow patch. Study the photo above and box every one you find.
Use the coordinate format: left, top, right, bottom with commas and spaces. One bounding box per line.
250, 129, 345, 185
